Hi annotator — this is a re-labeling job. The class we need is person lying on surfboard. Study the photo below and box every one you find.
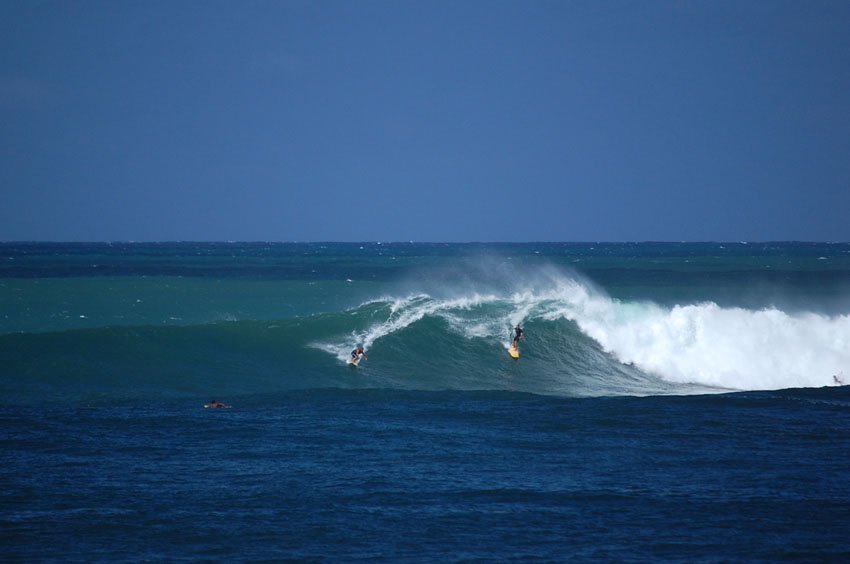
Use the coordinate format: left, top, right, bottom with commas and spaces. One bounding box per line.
512, 325, 523, 348
351, 346, 367, 362
205, 400, 230, 408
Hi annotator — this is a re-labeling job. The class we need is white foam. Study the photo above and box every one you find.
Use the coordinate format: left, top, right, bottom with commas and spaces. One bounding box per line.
534, 278, 850, 391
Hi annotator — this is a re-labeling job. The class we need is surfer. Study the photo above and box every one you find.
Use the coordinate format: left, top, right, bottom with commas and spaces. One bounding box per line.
351, 345, 367, 363
512, 324, 523, 348
206, 400, 230, 408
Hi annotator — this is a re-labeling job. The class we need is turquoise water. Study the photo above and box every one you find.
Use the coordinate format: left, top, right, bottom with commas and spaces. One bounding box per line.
2, 242, 849, 560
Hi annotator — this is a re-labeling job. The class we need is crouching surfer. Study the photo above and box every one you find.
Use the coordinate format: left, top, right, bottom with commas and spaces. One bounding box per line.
350, 345, 367, 366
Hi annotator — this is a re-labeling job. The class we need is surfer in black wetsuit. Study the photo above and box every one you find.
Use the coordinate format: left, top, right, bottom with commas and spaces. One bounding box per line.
512, 325, 523, 348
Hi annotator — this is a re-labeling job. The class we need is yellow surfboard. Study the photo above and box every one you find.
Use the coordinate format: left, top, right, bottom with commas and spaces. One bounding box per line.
508, 345, 520, 359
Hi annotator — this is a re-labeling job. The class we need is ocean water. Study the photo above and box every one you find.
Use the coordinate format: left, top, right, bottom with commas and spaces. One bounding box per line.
2, 242, 849, 561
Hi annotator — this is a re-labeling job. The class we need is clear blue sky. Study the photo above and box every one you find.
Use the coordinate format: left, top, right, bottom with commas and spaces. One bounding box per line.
2, 0, 848, 242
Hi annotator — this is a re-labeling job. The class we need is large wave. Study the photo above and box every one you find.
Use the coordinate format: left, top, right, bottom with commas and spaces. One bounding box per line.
313, 264, 850, 393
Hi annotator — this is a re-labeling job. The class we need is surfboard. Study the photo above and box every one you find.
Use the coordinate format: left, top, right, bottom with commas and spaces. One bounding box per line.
348, 355, 361, 367
508, 345, 520, 359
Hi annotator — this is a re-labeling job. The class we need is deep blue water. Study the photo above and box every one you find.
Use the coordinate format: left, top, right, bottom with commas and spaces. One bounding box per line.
2, 242, 849, 561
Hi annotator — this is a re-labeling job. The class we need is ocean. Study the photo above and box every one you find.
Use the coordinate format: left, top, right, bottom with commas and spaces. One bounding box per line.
2, 242, 849, 561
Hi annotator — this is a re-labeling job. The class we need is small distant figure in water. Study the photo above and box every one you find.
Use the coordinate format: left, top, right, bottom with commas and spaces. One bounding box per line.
512, 324, 523, 348
834, 375, 845, 386
205, 400, 230, 409
351, 345, 367, 362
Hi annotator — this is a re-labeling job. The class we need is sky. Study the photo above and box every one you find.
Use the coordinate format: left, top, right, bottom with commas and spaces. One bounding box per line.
1, 0, 849, 242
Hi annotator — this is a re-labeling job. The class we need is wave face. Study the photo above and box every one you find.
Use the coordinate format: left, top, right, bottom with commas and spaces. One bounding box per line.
3, 258, 847, 404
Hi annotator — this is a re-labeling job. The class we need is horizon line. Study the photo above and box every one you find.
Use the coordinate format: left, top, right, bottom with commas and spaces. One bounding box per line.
1, 240, 848, 245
